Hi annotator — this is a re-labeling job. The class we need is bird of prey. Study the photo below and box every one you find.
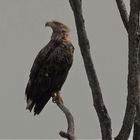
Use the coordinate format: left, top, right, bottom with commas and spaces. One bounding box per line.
25, 21, 74, 115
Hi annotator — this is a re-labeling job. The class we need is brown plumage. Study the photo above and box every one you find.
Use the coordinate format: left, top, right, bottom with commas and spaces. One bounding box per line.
25, 21, 74, 115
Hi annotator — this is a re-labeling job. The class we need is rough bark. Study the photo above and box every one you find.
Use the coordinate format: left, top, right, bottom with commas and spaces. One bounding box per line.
57, 102, 76, 140
133, 106, 140, 140
115, 1, 140, 140
133, 0, 140, 10
115, 0, 129, 32
68, 0, 112, 140
133, 16, 140, 140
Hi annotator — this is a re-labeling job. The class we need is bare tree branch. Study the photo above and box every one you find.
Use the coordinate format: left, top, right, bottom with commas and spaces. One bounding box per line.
133, 22, 140, 140
56, 102, 76, 140
115, 0, 140, 139
68, 0, 112, 139
115, 0, 129, 33
115, 1, 140, 140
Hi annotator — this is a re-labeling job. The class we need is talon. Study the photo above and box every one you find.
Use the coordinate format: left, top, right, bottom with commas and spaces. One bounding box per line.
52, 92, 63, 104
52, 93, 57, 103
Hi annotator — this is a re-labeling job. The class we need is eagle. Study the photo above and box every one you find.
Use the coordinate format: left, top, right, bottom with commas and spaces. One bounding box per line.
25, 21, 74, 115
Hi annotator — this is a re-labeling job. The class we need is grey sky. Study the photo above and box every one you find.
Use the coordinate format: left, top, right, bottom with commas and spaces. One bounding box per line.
0, 0, 130, 139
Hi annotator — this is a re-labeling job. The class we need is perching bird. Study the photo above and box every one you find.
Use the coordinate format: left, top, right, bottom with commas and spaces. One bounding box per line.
25, 21, 74, 115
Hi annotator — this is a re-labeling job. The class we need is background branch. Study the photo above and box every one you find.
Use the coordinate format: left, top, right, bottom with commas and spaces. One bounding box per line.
115, 1, 140, 139
115, 0, 129, 32
69, 0, 112, 139
56, 102, 76, 140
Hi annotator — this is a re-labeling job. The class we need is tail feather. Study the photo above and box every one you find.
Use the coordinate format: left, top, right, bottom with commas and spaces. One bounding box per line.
34, 93, 52, 115
25, 79, 53, 115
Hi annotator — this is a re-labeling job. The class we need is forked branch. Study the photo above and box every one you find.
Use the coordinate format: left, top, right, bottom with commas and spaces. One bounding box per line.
115, 1, 140, 140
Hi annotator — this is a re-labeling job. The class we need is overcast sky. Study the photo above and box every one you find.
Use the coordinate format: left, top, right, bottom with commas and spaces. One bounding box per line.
0, 0, 131, 139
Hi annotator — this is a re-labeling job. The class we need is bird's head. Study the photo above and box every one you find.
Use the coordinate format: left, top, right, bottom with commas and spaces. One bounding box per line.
45, 21, 70, 33
45, 21, 70, 42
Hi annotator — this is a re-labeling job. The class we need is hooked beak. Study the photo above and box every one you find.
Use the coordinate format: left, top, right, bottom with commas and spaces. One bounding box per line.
45, 22, 52, 27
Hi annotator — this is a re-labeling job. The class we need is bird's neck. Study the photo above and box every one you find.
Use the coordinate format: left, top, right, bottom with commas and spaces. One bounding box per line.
51, 32, 70, 42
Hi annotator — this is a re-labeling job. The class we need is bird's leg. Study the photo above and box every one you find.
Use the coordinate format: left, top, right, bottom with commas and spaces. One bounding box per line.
52, 92, 63, 104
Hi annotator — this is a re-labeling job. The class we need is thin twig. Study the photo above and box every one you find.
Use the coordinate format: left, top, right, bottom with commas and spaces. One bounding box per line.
116, 0, 129, 33
56, 102, 76, 140
69, 0, 112, 140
